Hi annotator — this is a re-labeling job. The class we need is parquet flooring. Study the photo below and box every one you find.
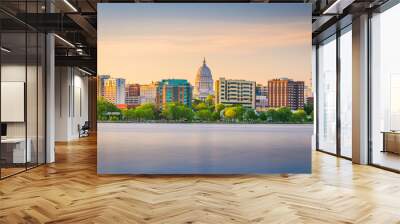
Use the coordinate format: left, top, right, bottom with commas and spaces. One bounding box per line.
1, 135, 400, 223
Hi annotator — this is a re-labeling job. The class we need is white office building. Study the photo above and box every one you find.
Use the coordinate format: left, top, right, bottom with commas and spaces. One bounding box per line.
215, 78, 256, 109
140, 82, 159, 105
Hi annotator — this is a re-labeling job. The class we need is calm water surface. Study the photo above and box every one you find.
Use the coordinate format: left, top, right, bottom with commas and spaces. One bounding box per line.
98, 123, 312, 174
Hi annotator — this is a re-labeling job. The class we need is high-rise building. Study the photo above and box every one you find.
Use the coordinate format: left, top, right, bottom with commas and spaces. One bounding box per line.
256, 84, 268, 97
158, 79, 192, 107
255, 84, 268, 111
140, 82, 159, 105
194, 58, 214, 100
306, 96, 314, 107
115, 78, 126, 105
304, 77, 313, 100
125, 83, 140, 107
104, 79, 116, 103
97, 75, 110, 97
268, 78, 304, 110
256, 96, 268, 111
215, 78, 256, 109
103, 77, 126, 104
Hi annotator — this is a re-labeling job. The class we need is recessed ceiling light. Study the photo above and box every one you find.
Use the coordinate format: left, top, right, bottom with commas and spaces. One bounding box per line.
323, 0, 354, 15
78, 67, 93, 76
1, 47, 11, 53
54, 34, 75, 48
63, 0, 78, 12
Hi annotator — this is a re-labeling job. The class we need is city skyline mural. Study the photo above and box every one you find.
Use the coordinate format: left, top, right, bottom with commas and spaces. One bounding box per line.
97, 3, 313, 174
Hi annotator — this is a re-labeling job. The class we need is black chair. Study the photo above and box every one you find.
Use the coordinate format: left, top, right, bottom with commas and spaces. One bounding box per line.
79, 121, 90, 138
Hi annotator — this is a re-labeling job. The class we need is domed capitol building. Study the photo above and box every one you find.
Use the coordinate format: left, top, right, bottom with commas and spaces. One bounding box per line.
194, 58, 214, 100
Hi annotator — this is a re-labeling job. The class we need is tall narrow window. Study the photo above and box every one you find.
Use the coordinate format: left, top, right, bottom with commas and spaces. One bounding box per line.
339, 26, 352, 158
317, 35, 337, 154
371, 3, 400, 171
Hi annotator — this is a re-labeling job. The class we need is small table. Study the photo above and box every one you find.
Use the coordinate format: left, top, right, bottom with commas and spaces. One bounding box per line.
381, 131, 400, 154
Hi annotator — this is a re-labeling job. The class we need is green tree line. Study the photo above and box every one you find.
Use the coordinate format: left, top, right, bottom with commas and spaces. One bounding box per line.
97, 95, 313, 123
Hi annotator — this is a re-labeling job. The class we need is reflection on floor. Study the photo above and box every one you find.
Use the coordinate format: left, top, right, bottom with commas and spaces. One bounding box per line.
0, 162, 42, 178
0, 167, 25, 178
373, 151, 400, 170
0, 135, 400, 223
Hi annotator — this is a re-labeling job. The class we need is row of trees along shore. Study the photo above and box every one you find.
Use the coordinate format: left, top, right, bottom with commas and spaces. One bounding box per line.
97, 96, 313, 123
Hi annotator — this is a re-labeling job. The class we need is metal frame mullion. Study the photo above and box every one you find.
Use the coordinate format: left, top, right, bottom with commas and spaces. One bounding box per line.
316, 45, 320, 151
24, 0, 28, 171
36, 0, 39, 168
367, 10, 373, 166
336, 27, 341, 157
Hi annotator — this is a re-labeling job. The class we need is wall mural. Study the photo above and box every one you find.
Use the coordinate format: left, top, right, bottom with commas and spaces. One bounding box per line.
97, 3, 313, 174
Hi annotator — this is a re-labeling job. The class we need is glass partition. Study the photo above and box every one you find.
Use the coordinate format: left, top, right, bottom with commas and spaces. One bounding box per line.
0, 2, 46, 179
1, 31, 28, 177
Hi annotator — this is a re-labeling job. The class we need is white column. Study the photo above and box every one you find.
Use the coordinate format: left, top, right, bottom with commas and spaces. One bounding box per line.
55, 67, 73, 141
46, 33, 55, 163
352, 14, 369, 164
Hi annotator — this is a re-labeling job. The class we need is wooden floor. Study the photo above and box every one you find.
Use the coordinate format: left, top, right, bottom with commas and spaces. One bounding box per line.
1, 136, 400, 224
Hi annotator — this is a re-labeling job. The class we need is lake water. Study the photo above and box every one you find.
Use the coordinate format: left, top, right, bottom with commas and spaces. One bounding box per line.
98, 123, 312, 174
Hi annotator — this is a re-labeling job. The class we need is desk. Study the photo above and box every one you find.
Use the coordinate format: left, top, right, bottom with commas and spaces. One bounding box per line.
382, 131, 400, 154
1, 138, 31, 163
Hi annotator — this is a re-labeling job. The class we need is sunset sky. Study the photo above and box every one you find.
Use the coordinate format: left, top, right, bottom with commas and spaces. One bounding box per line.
98, 3, 311, 85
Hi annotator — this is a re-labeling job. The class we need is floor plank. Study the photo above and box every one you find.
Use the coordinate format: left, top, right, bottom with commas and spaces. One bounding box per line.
0, 135, 400, 224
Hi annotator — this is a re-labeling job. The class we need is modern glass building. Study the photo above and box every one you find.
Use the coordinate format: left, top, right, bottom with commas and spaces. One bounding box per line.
157, 79, 192, 108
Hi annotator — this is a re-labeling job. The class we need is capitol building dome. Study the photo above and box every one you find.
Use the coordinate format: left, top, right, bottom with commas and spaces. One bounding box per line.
194, 58, 214, 100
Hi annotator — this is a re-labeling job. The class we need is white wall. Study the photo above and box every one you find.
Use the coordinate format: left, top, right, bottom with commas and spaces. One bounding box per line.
55, 67, 89, 141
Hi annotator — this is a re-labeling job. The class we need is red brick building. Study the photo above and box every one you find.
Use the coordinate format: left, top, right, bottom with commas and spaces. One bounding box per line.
125, 83, 140, 107
268, 78, 304, 110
